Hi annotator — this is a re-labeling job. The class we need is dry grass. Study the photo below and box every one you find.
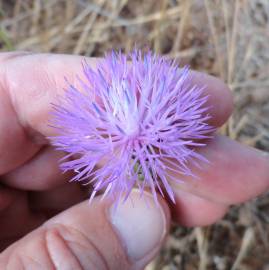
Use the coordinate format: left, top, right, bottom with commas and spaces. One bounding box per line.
0, 0, 268, 269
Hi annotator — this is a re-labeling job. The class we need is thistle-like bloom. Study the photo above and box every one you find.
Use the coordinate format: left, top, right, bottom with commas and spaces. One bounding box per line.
50, 51, 213, 205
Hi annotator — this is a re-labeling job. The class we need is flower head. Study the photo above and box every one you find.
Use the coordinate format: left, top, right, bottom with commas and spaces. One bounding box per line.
50, 51, 213, 205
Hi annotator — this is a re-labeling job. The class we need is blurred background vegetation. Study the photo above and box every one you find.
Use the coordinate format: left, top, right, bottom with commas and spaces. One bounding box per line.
0, 0, 268, 269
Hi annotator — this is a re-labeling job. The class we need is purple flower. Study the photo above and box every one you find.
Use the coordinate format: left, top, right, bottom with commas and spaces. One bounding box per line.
50, 50, 213, 205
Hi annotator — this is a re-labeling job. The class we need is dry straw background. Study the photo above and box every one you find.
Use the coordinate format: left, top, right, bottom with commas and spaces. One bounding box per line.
0, 0, 268, 269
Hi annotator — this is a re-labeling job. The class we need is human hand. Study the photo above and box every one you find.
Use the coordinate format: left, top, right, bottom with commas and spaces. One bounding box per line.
0, 52, 268, 269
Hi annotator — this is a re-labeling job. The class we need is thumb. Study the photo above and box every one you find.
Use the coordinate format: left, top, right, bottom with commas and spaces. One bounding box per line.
0, 190, 170, 270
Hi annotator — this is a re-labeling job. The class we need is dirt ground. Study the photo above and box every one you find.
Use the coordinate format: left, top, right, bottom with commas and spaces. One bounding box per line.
0, 0, 268, 269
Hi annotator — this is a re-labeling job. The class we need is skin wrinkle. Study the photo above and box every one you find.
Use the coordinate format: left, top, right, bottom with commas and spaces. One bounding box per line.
64, 239, 104, 270
0, 52, 30, 125
19, 252, 45, 270
6, 252, 25, 270
5, 54, 89, 139
0, 61, 41, 174
0, 229, 54, 269
44, 197, 132, 269
45, 227, 84, 270
45, 223, 110, 270
1, 53, 55, 142
43, 230, 58, 270
5, 249, 43, 270
6, 58, 47, 133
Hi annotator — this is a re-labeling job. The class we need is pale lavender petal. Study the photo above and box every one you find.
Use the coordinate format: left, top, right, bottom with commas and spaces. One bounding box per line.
50, 50, 214, 205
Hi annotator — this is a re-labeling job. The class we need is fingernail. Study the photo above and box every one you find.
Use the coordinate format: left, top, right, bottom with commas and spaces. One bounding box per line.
110, 190, 167, 262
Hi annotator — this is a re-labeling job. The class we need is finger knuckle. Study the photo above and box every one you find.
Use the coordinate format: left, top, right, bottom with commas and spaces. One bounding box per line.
45, 224, 109, 270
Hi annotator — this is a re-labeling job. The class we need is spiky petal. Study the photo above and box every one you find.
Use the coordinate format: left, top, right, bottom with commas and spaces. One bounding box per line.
50, 51, 214, 205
